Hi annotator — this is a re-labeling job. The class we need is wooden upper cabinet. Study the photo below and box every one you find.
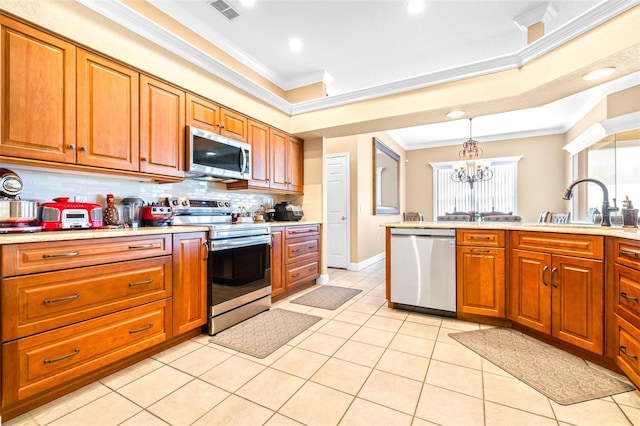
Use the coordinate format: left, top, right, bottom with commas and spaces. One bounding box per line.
186, 93, 219, 133
287, 135, 304, 193
139, 75, 185, 178
0, 17, 76, 163
219, 108, 247, 142
76, 49, 139, 171
246, 120, 270, 188
269, 128, 289, 191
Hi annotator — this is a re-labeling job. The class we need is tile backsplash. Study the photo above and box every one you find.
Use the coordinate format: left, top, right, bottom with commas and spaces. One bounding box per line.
10, 166, 279, 214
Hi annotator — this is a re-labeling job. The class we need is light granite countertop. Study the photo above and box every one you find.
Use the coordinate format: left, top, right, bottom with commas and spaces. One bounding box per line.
381, 221, 640, 241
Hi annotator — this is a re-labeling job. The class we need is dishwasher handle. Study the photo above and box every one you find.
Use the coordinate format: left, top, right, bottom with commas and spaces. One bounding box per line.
390, 228, 455, 238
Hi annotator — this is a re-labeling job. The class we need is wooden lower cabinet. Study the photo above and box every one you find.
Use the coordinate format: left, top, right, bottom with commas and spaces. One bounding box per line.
271, 224, 320, 299
510, 232, 604, 355
172, 232, 208, 335
456, 230, 506, 317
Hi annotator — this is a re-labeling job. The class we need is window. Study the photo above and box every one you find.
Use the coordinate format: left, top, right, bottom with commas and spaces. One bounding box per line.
430, 156, 521, 218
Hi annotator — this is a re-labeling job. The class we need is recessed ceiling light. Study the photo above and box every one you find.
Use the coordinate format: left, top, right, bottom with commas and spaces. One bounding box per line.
446, 110, 466, 119
582, 67, 616, 81
288, 37, 302, 52
406, 0, 425, 15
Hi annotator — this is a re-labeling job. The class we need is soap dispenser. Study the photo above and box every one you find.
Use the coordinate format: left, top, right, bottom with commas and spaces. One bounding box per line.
622, 196, 639, 228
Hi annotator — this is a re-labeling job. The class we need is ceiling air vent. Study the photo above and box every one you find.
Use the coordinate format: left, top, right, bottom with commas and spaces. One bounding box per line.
209, 0, 240, 21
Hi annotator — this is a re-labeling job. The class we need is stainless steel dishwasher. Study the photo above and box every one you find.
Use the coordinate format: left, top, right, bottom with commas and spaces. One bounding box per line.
390, 228, 456, 315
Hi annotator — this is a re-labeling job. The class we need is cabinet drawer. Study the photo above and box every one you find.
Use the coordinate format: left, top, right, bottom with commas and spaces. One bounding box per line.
615, 315, 640, 386
286, 260, 319, 288
511, 232, 603, 259
285, 225, 320, 240
615, 263, 640, 325
614, 238, 640, 271
1, 235, 172, 277
2, 256, 172, 341
2, 299, 171, 405
285, 237, 319, 264
457, 229, 505, 247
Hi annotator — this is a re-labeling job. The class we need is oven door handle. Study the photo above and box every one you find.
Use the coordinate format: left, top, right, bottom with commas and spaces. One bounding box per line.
209, 236, 271, 251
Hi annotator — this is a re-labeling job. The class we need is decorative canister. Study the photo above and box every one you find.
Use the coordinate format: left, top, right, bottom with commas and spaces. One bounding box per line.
622, 196, 638, 228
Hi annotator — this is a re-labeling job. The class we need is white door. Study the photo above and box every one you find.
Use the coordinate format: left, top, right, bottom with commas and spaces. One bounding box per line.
327, 153, 350, 269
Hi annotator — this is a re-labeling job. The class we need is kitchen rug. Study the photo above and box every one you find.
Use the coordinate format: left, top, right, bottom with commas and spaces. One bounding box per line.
209, 309, 322, 359
449, 327, 635, 405
289, 285, 362, 310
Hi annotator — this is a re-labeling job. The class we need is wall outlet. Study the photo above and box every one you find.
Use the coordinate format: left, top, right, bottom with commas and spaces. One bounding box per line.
75, 195, 88, 203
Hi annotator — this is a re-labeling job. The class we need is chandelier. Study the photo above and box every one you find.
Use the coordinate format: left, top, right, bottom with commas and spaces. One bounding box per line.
451, 118, 493, 189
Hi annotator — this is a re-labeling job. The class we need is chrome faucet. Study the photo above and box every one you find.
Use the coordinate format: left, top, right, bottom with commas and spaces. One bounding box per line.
562, 178, 612, 227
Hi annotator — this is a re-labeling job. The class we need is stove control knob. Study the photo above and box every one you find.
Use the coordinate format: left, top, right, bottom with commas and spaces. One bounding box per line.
181, 199, 189, 206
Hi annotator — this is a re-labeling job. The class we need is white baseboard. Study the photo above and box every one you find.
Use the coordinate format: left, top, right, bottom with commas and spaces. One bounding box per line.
316, 274, 330, 285
348, 252, 385, 271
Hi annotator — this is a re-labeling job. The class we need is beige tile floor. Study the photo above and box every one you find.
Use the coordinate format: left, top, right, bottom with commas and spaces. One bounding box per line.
6, 261, 640, 426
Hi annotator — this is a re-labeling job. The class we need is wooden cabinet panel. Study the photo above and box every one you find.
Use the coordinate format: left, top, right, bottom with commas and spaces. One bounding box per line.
286, 225, 320, 238
456, 247, 505, 317
186, 93, 219, 132
270, 227, 285, 297
286, 260, 320, 290
511, 232, 603, 259
286, 237, 320, 265
0, 17, 76, 163
551, 255, 603, 354
1, 299, 171, 405
510, 249, 552, 333
246, 120, 270, 188
269, 128, 288, 191
457, 229, 505, 247
287, 135, 304, 193
219, 108, 247, 142
614, 238, 640, 271
1, 235, 171, 277
139, 75, 185, 178
2, 256, 172, 341
76, 49, 139, 170
615, 263, 640, 327
615, 315, 640, 387
172, 232, 207, 335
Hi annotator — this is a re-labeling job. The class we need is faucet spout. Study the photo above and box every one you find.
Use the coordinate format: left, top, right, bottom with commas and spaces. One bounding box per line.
562, 178, 611, 227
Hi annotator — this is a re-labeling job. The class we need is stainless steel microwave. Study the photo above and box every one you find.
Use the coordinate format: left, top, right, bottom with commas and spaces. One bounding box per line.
186, 125, 252, 181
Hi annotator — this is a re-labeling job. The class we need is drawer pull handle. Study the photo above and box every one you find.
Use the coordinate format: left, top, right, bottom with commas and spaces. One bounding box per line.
129, 324, 154, 334
129, 244, 155, 250
292, 273, 300, 278
620, 345, 638, 360
43, 294, 79, 305
620, 249, 640, 259
620, 292, 638, 302
290, 229, 315, 234
308, 245, 315, 249
44, 348, 80, 364
129, 279, 153, 287
542, 266, 549, 286
43, 251, 80, 259
308, 267, 316, 272
291, 249, 301, 253
550, 267, 558, 288
470, 236, 491, 240
470, 249, 490, 253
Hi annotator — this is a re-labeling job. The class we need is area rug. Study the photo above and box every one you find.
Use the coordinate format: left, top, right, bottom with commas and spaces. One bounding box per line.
449, 327, 635, 405
289, 285, 362, 310
209, 309, 322, 358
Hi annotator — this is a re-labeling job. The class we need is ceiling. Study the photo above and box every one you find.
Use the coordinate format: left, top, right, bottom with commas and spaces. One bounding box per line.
88, 0, 639, 149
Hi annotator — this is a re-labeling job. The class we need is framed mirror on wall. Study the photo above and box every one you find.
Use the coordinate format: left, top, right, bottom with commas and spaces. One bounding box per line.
373, 138, 400, 215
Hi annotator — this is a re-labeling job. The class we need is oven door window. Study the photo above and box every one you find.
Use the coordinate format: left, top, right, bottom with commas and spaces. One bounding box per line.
209, 244, 270, 306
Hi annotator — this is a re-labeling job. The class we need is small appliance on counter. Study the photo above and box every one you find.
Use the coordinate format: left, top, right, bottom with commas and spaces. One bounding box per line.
122, 196, 145, 229
39, 197, 103, 230
622, 196, 639, 228
0, 168, 41, 233
274, 201, 303, 221
141, 202, 173, 227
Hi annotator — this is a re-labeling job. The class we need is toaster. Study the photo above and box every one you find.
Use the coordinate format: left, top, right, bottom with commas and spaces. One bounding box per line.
39, 197, 103, 230
274, 201, 303, 221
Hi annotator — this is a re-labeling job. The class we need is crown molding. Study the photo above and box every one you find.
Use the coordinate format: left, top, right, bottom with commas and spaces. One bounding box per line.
77, 0, 638, 117
563, 111, 640, 155
513, 2, 558, 32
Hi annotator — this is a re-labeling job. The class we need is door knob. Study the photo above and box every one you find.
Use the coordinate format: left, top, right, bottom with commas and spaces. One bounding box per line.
341, 216, 346, 220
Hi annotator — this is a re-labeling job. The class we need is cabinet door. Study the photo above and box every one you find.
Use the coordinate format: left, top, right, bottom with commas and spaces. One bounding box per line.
139, 75, 185, 178
271, 227, 285, 297
0, 18, 76, 163
186, 93, 219, 133
172, 232, 208, 335
269, 128, 289, 191
457, 247, 505, 317
551, 255, 604, 354
219, 108, 247, 142
510, 249, 551, 333
247, 120, 270, 188
287, 136, 304, 193
76, 49, 139, 170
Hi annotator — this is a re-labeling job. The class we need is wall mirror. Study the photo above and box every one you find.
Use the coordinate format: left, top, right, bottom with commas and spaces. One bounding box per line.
373, 138, 400, 215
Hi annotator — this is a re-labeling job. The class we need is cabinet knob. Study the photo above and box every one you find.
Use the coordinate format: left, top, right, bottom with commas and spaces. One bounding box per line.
80, 146, 87, 152
68, 144, 75, 150
141, 157, 148, 162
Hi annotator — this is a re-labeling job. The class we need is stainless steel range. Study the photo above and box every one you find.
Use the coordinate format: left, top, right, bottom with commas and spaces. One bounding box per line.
171, 198, 271, 335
